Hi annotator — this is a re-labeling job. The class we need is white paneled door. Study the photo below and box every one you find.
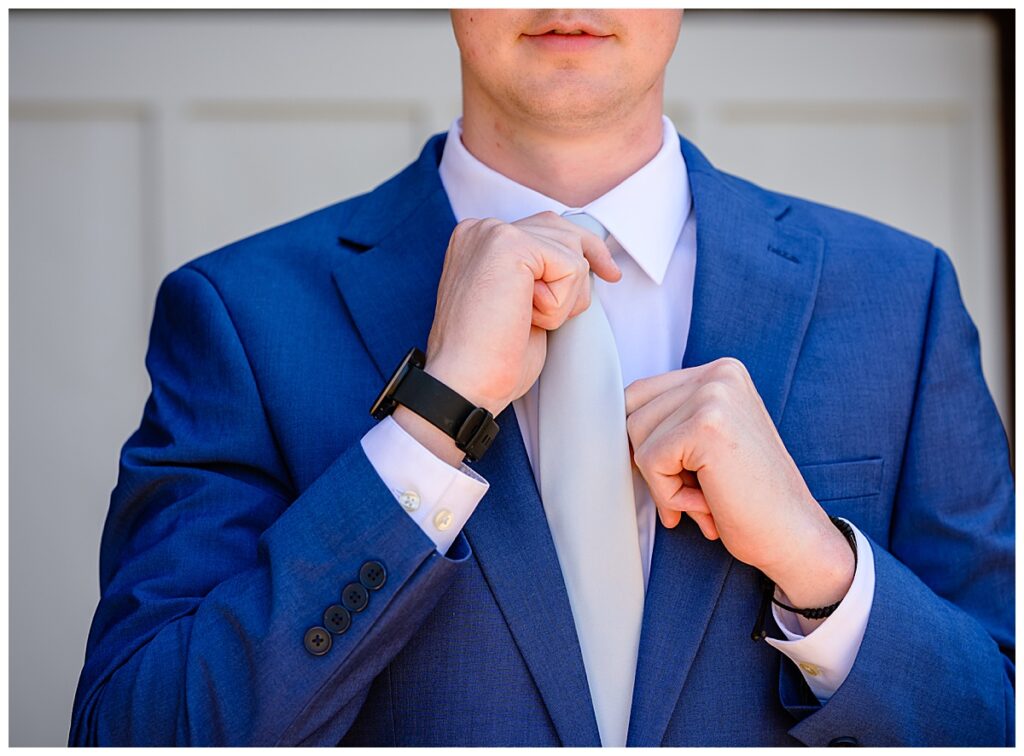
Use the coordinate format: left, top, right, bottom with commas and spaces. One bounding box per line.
9, 10, 1006, 746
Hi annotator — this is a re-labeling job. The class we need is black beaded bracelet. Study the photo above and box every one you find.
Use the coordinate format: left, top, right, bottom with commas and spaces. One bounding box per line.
751, 517, 858, 642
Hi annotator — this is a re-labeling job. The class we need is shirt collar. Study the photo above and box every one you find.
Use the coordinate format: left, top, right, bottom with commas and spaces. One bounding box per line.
439, 115, 692, 285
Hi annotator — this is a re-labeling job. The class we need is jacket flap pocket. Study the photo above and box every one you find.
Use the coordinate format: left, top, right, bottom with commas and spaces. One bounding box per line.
797, 458, 884, 503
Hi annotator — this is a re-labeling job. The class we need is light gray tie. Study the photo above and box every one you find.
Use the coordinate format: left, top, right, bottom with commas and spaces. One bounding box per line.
537, 212, 645, 747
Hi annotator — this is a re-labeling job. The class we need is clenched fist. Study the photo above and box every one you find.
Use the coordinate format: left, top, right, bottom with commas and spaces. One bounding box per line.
392, 211, 620, 467
425, 211, 621, 415
624, 357, 855, 621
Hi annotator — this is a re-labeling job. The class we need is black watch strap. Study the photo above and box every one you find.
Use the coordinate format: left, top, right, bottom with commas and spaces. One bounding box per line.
370, 348, 499, 462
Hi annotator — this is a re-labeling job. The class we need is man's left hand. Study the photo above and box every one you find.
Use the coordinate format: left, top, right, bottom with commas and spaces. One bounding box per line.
624, 357, 855, 613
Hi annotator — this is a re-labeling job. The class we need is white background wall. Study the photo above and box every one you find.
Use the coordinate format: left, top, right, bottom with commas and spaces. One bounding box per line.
9, 10, 1009, 746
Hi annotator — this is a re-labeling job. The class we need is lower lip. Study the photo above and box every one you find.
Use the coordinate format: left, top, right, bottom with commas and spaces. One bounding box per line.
523, 32, 610, 52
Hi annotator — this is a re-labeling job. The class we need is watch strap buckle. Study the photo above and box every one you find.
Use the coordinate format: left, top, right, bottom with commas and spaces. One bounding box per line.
454, 406, 498, 462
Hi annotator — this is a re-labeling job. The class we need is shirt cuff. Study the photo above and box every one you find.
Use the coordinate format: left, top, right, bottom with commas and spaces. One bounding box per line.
764, 518, 875, 703
360, 415, 490, 554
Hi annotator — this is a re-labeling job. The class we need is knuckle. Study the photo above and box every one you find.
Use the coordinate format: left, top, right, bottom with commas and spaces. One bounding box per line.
448, 220, 470, 247
627, 375, 650, 395
713, 356, 748, 383
699, 379, 730, 404
625, 411, 642, 441
695, 405, 724, 434
453, 217, 482, 238
486, 220, 516, 243
632, 440, 653, 471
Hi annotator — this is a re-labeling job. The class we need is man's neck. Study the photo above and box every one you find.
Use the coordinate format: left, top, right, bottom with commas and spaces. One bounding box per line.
459, 96, 665, 208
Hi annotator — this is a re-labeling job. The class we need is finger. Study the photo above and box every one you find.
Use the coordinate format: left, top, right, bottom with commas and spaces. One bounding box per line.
508, 221, 588, 291
516, 215, 621, 284
531, 246, 588, 314
635, 447, 698, 516
531, 280, 567, 330
513, 209, 572, 228
625, 367, 704, 415
632, 416, 703, 513
658, 506, 682, 529
686, 510, 720, 540
578, 232, 621, 283
656, 486, 714, 534
565, 276, 593, 320
530, 230, 603, 329
666, 482, 710, 514
625, 357, 755, 416
625, 379, 704, 449
536, 245, 587, 285
532, 265, 592, 330
513, 222, 594, 250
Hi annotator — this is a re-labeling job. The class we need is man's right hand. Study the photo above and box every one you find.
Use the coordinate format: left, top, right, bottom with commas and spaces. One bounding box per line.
426, 211, 620, 414
392, 211, 620, 467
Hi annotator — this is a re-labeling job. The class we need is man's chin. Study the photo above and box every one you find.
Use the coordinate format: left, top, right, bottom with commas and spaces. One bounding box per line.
518, 94, 630, 134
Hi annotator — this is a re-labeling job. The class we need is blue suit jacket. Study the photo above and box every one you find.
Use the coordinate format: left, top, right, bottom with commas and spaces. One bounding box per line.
70, 133, 1014, 746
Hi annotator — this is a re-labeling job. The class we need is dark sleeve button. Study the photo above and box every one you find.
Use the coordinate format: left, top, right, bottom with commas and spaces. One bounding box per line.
324, 604, 352, 634
341, 582, 369, 612
304, 626, 332, 656
828, 736, 860, 747
359, 560, 388, 591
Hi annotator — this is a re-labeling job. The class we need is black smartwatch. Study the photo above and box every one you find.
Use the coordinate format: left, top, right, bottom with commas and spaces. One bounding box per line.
369, 347, 499, 462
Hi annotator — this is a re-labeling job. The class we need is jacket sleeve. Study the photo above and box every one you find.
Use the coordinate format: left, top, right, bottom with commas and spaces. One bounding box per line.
69, 264, 471, 746
780, 248, 1015, 746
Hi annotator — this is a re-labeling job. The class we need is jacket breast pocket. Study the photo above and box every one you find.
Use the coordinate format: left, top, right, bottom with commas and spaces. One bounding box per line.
797, 457, 885, 536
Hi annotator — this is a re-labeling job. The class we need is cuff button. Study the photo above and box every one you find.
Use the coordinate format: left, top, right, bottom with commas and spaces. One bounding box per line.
359, 560, 388, 591
399, 490, 420, 512
304, 626, 332, 656
433, 509, 454, 531
324, 604, 352, 634
341, 582, 370, 612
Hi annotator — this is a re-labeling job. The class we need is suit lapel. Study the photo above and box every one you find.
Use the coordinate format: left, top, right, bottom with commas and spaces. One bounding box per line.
465, 415, 601, 746
627, 137, 824, 746
331, 135, 601, 746
330, 146, 455, 380
678, 139, 825, 427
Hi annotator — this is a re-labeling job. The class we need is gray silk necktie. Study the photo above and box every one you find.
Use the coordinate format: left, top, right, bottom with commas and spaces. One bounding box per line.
537, 212, 645, 748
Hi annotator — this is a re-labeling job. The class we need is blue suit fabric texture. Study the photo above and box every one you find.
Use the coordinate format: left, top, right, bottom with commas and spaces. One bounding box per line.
70, 133, 1014, 746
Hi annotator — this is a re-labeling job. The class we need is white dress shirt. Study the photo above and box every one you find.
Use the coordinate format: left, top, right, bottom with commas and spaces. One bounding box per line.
361, 115, 874, 703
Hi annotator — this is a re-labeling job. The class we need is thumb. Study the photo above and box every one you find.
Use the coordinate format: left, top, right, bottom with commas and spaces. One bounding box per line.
578, 232, 621, 283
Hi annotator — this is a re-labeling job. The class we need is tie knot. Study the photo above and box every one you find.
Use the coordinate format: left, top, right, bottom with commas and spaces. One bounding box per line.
562, 211, 609, 242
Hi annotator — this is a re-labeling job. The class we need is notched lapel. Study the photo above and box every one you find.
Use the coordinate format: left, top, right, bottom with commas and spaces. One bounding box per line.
680, 157, 825, 425
628, 140, 824, 746
331, 187, 455, 382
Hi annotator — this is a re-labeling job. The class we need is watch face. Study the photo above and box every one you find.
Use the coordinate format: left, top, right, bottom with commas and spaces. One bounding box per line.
369, 347, 423, 420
